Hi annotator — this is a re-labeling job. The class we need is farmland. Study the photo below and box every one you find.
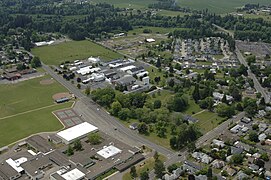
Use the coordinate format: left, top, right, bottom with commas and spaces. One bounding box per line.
92, 0, 271, 14
32, 40, 122, 65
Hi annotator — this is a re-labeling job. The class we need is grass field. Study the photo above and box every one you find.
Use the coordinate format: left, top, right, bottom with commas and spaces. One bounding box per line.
92, 0, 270, 14
32, 40, 122, 65
0, 75, 74, 147
129, 26, 188, 35
0, 75, 67, 118
0, 102, 72, 147
195, 111, 226, 134
91, 0, 156, 9
122, 154, 166, 180
178, 0, 271, 14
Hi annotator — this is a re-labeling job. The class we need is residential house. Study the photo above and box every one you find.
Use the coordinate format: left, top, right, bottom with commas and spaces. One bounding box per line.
211, 160, 225, 169
192, 152, 213, 164
212, 139, 225, 148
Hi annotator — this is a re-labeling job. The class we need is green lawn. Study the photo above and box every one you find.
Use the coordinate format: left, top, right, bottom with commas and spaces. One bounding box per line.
195, 111, 226, 134
145, 66, 166, 87
32, 40, 122, 65
0, 75, 67, 118
183, 98, 202, 115
0, 102, 72, 147
178, 0, 271, 14
122, 154, 167, 180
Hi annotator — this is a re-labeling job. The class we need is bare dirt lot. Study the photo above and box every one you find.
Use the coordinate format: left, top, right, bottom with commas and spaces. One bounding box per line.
40, 79, 55, 85
52, 92, 71, 101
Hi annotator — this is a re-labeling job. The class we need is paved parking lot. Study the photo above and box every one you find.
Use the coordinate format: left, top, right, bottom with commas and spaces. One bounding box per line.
53, 109, 83, 127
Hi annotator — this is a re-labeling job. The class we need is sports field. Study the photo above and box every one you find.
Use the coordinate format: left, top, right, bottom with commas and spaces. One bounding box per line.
0, 76, 67, 118
0, 102, 72, 147
32, 40, 122, 65
0, 75, 73, 147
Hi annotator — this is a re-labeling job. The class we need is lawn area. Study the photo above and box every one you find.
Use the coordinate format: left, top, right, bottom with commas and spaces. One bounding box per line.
0, 75, 67, 118
122, 154, 167, 180
145, 66, 166, 87
0, 102, 73, 147
143, 131, 171, 149
194, 111, 226, 134
178, 0, 271, 14
183, 98, 202, 115
32, 40, 122, 65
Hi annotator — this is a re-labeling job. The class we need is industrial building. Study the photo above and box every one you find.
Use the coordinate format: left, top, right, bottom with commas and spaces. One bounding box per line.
56, 122, 98, 144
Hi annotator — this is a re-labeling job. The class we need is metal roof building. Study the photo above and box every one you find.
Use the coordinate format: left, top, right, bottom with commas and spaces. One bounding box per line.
56, 122, 98, 144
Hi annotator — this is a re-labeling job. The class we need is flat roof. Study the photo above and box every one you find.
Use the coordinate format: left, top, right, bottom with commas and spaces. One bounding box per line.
6, 158, 25, 173
60, 168, 85, 180
97, 145, 122, 159
57, 122, 98, 142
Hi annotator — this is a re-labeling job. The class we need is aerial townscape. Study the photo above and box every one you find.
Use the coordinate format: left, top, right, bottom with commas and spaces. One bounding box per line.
1, 0, 271, 180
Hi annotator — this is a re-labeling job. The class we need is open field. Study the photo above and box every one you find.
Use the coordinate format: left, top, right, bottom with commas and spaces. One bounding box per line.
122, 154, 167, 180
32, 40, 122, 65
0, 75, 67, 118
92, 0, 270, 14
91, 0, 156, 9
128, 26, 188, 35
242, 12, 271, 22
178, 0, 271, 14
195, 111, 226, 134
0, 102, 73, 147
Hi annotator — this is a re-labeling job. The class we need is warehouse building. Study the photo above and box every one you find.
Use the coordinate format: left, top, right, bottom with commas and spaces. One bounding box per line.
56, 122, 98, 144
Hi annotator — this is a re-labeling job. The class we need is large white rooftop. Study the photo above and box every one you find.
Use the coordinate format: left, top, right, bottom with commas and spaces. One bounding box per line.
97, 145, 122, 159
59, 168, 85, 180
57, 122, 98, 142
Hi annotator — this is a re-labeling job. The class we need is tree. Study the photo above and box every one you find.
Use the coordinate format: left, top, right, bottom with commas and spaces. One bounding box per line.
88, 133, 102, 145
260, 152, 269, 161
248, 131, 259, 142
168, 164, 178, 173
130, 165, 137, 178
73, 140, 82, 151
192, 84, 200, 102
77, 83, 81, 89
154, 160, 165, 179
221, 94, 227, 104
168, 78, 175, 87
85, 86, 90, 96
188, 142, 196, 152
230, 154, 243, 165
31, 56, 41, 68
67, 145, 74, 156
156, 57, 161, 68
140, 171, 149, 180
118, 108, 130, 120
207, 167, 213, 179
111, 101, 122, 116
138, 122, 148, 134
153, 100, 162, 109
154, 151, 159, 161
216, 103, 235, 118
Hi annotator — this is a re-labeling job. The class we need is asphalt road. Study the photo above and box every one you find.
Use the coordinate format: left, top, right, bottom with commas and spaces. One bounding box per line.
235, 48, 270, 104
42, 63, 174, 157
212, 23, 270, 104
42, 55, 245, 179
